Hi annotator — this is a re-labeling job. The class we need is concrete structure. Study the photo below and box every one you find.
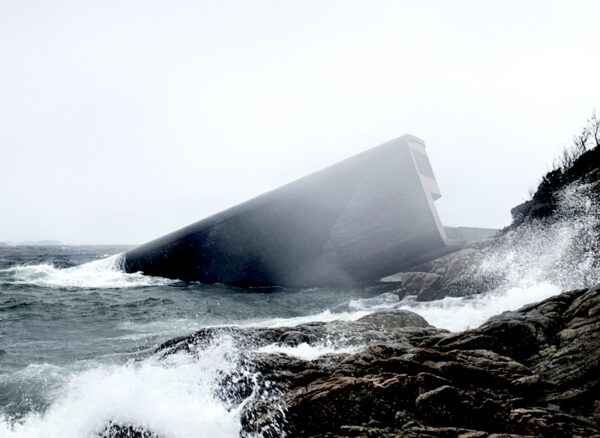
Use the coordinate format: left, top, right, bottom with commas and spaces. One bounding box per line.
444, 226, 498, 243
123, 135, 481, 287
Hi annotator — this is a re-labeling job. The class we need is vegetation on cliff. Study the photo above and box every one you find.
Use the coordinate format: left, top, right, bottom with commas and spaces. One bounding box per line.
510, 113, 600, 228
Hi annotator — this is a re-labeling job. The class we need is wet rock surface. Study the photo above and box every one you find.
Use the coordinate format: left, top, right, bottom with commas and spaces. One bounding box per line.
100, 423, 160, 438
105, 285, 600, 437
161, 284, 600, 437
395, 242, 495, 301
155, 309, 437, 358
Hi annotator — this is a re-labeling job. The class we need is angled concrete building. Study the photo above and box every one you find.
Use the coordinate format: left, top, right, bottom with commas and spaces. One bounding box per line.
124, 135, 478, 287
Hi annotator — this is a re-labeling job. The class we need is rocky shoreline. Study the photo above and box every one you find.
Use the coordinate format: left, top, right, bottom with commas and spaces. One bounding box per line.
100, 135, 600, 438
140, 284, 599, 437
103, 135, 600, 438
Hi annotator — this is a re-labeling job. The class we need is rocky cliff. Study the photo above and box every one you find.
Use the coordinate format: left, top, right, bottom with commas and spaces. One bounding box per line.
510, 115, 600, 229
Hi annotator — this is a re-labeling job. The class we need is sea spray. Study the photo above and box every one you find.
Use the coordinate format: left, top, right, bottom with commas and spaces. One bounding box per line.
0, 254, 177, 289
0, 336, 255, 438
477, 181, 600, 290
397, 181, 600, 330
256, 341, 362, 361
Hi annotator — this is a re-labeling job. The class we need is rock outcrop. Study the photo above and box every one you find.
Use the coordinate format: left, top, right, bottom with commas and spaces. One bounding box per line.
101, 285, 600, 437
510, 135, 600, 229
393, 180, 600, 302
151, 284, 600, 437
394, 241, 494, 301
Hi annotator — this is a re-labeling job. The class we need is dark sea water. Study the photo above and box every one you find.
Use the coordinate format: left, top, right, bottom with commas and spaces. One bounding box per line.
0, 186, 597, 438
0, 245, 406, 437
0, 245, 394, 373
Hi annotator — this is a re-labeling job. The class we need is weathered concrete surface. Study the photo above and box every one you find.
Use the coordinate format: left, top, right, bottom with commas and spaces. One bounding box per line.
124, 135, 458, 287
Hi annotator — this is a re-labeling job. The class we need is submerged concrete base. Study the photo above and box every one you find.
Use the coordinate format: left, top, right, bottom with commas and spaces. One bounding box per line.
124, 135, 470, 287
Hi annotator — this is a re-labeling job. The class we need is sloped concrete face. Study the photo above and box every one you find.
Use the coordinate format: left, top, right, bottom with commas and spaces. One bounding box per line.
124, 135, 451, 287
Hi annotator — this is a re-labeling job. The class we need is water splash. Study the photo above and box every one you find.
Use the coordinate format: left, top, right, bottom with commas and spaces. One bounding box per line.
256, 341, 361, 361
398, 181, 600, 331
398, 282, 562, 331
476, 182, 600, 290
0, 336, 250, 438
0, 255, 177, 289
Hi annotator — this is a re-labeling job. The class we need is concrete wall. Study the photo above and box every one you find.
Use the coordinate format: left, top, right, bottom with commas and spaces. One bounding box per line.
444, 226, 499, 243
124, 135, 453, 287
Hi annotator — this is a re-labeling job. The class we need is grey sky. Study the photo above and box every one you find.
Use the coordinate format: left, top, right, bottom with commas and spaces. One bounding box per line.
1, 1, 599, 244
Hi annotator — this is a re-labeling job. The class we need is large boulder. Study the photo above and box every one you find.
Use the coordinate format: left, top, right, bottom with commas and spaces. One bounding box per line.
239, 285, 600, 437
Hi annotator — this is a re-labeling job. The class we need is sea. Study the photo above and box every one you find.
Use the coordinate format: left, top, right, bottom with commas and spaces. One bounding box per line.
0, 184, 598, 438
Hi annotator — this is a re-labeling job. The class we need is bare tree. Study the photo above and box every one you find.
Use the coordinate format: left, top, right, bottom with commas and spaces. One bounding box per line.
556, 111, 599, 171
590, 111, 600, 147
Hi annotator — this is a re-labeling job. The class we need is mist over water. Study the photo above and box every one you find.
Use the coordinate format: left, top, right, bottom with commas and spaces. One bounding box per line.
0, 183, 598, 437
349, 182, 597, 341
399, 182, 600, 330
0, 348, 240, 438
1, 254, 175, 289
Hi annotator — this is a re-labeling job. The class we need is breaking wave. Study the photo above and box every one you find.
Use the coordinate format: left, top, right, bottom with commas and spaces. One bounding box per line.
397, 181, 600, 331
398, 282, 562, 331
0, 337, 248, 438
476, 182, 600, 291
0, 255, 177, 289
256, 341, 362, 361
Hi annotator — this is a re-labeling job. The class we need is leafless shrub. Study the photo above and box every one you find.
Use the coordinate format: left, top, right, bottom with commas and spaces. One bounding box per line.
554, 112, 600, 171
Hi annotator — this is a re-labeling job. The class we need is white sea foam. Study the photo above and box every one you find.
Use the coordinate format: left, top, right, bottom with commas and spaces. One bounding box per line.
396, 182, 600, 331
257, 342, 362, 360
241, 308, 372, 328
474, 183, 599, 291
398, 282, 562, 332
339, 182, 600, 332
0, 255, 176, 289
347, 291, 402, 311
0, 337, 246, 438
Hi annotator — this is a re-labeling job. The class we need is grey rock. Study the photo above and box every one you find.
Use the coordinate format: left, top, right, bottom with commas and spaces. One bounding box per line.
104, 285, 600, 437
237, 285, 600, 437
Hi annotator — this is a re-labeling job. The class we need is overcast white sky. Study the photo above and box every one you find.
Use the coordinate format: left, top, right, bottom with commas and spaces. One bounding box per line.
1, 1, 599, 244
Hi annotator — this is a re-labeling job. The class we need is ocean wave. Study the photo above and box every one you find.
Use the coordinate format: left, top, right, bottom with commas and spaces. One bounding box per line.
0, 338, 246, 438
0, 255, 178, 290
390, 182, 600, 332
397, 282, 562, 331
